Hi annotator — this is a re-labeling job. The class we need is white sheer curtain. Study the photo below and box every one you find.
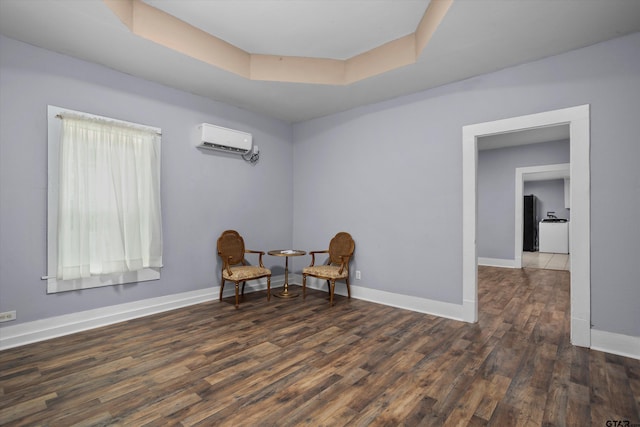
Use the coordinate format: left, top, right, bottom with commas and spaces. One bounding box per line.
57, 115, 162, 280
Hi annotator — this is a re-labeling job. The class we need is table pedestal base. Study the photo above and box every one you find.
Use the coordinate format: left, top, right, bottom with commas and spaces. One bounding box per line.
267, 250, 306, 300
273, 287, 299, 298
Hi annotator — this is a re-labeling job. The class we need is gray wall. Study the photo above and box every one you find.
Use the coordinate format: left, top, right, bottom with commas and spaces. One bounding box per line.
477, 141, 570, 260
0, 36, 293, 325
524, 179, 570, 223
293, 33, 640, 337
2, 32, 639, 338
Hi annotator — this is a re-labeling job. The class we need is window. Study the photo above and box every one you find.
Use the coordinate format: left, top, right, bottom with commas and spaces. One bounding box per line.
46, 106, 162, 293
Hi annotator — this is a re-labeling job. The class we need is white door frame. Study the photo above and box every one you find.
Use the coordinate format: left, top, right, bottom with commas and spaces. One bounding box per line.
462, 105, 591, 347
515, 163, 570, 269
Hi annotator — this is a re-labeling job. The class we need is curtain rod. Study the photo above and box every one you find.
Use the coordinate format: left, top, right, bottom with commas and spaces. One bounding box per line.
55, 113, 162, 135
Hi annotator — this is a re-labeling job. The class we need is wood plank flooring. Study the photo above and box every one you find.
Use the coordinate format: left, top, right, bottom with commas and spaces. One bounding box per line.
1, 267, 639, 426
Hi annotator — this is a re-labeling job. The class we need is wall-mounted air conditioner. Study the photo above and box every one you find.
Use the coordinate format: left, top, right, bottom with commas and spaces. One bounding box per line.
198, 123, 252, 154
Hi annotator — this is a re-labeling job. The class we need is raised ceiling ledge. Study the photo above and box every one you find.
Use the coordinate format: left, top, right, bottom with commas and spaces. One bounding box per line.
103, 0, 453, 86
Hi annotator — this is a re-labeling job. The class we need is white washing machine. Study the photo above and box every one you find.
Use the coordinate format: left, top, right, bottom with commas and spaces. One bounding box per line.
538, 221, 569, 254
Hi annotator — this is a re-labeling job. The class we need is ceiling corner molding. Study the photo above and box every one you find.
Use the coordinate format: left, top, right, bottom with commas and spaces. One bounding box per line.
250, 55, 345, 85
105, 0, 251, 78
415, 0, 454, 56
345, 34, 417, 84
103, 0, 451, 86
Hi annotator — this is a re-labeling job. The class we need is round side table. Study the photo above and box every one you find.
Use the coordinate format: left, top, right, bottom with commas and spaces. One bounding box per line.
268, 250, 306, 298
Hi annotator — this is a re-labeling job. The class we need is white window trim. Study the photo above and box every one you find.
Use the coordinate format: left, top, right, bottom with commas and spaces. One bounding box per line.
46, 105, 162, 293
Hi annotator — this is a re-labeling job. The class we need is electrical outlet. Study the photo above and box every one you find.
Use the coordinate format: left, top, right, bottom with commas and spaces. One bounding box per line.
355, 270, 361, 280
0, 310, 16, 322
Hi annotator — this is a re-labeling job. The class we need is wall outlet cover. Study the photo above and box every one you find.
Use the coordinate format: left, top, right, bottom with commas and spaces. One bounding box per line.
0, 311, 17, 322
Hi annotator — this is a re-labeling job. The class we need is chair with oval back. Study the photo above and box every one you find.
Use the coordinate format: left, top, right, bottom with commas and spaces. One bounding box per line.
217, 230, 271, 308
302, 232, 355, 306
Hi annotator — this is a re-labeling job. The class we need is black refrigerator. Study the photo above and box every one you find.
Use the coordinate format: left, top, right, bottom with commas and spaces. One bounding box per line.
523, 195, 538, 251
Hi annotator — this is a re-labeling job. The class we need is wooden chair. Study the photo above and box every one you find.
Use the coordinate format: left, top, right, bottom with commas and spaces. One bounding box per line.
217, 230, 271, 308
302, 232, 355, 306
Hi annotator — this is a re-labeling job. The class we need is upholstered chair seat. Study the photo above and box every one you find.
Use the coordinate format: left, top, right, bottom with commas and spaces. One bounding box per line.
223, 265, 271, 281
302, 265, 349, 280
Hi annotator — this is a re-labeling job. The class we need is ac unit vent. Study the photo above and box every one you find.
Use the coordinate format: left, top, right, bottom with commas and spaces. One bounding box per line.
198, 123, 252, 154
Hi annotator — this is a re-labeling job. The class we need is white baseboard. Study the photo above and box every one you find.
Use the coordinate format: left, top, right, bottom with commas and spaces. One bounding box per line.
591, 329, 640, 360
0, 288, 214, 350
478, 257, 517, 268
302, 276, 464, 321
0, 275, 287, 350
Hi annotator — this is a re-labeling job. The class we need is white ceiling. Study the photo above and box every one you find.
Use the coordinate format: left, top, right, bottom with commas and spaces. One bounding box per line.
146, 0, 430, 60
1, 0, 639, 123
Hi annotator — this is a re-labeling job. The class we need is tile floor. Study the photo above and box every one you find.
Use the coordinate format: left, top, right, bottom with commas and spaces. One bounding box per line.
522, 251, 570, 271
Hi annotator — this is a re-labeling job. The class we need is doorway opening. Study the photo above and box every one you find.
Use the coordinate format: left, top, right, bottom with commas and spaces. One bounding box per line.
462, 105, 590, 347
516, 162, 570, 270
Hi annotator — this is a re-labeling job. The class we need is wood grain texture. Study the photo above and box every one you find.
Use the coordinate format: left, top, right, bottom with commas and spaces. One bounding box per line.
1, 267, 639, 426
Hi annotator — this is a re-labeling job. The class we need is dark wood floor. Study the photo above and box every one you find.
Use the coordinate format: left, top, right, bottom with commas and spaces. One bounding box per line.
1, 267, 639, 426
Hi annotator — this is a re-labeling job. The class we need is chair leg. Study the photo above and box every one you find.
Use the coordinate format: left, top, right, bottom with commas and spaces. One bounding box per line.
345, 278, 351, 299
219, 278, 225, 301
267, 276, 271, 301
302, 274, 306, 299
329, 280, 336, 306
241, 281, 246, 296
234, 282, 240, 308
